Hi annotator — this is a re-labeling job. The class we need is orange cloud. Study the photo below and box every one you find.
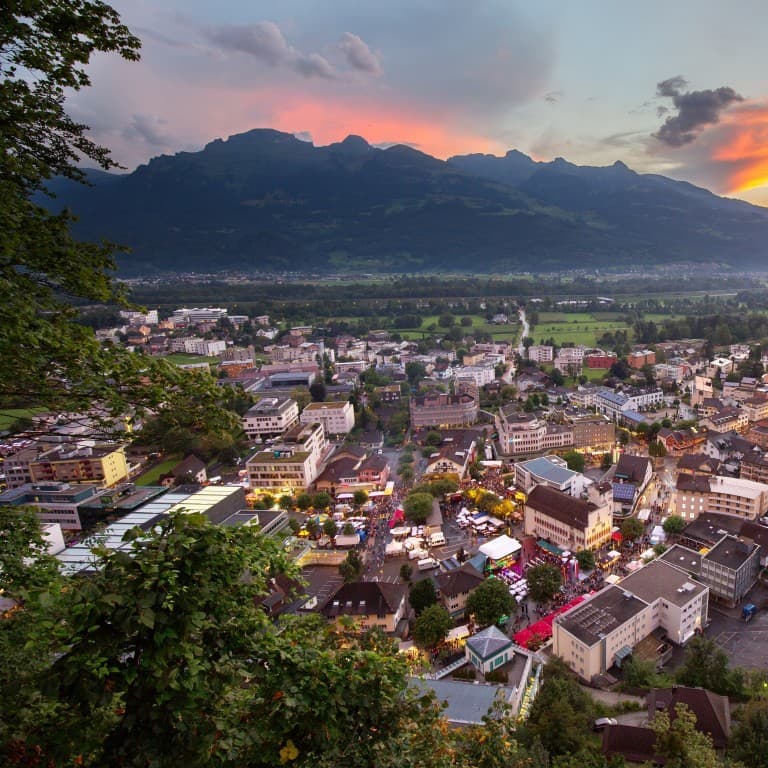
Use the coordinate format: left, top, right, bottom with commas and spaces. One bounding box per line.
712, 105, 768, 194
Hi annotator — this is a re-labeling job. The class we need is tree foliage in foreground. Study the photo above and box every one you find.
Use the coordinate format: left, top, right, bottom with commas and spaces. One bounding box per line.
0, 512, 449, 767
0, 0, 236, 438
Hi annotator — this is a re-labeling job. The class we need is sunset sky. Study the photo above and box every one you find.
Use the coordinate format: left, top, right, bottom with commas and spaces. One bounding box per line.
72, 0, 768, 206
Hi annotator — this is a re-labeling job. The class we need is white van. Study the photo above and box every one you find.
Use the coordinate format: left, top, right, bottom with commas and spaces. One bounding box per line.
417, 557, 439, 571
428, 531, 446, 547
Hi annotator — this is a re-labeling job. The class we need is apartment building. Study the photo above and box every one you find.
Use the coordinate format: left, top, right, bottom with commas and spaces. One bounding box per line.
29, 444, 128, 487
495, 407, 573, 456
700, 407, 749, 434
627, 349, 656, 369
454, 365, 496, 388
527, 345, 553, 363
740, 452, 768, 484
300, 400, 355, 435
242, 398, 299, 441
672, 474, 768, 521
423, 430, 477, 481
410, 387, 478, 429
569, 413, 616, 451
119, 309, 158, 325
246, 421, 328, 493
183, 338, 227, 356
742, 397, 768, 423
435, 564, 485, 618
524, 485, 612, 551
595, 387, 664, 420
700, 535, 761, 607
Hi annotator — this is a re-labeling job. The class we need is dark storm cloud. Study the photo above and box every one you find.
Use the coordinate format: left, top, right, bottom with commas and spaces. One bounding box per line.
338, 32, 382, 75
653, 76, 743, 147
204, 21, 336, 79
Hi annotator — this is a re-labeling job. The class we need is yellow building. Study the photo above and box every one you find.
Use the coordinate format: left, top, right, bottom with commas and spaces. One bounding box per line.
30, 444, 128, 488
524, 484, 612, 551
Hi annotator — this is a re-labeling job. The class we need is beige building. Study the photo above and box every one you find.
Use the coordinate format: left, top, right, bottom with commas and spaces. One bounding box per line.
300, 400, 355, 435
569, 414, 616, 451
672, 474, 768, 521
435, 564, 485, 619
246, 421, 328, 493
319, 581, 407, 635
742, 397, 768, 423
524, 485, 612, 551
410, 386, 478, 429
553, 561, 708, 680
29, 444, 128, 488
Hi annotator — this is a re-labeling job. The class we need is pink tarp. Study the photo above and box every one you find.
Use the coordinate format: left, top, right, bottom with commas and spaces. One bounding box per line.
388, 508, 405, 528
513, 595, 587, 649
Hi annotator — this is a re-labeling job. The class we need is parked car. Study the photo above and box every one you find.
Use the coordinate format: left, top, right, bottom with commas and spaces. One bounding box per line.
593, 718, 617, 731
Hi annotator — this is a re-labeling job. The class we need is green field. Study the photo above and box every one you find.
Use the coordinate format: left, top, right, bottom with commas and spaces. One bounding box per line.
163, 353, 220, 366
531, 315, 631, 347
134, 455, 181, 486
0, 407, 47, 431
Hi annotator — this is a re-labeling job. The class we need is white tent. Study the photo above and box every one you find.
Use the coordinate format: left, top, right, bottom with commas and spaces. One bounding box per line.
479, 534, 522, 562
650, 525, 667, 544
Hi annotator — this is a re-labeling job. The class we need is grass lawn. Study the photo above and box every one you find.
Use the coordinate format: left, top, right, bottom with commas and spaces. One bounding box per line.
163, 353, 220, 366
532, 320, 632, 347
135, 455, 181, 486
0, 407, 47, 431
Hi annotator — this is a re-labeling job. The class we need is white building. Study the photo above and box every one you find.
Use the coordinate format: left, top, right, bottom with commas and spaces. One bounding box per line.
183, 338, 227, 356
300, 401, 355, 435
242, 398, 299, 441
119, 309, 158, 325
455, 365, 496, 388
171, 307, 228, 325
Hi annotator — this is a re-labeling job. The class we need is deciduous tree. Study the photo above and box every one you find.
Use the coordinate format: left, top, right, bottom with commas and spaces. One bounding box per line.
413, 604, 452, 648
465, 578, 516, 628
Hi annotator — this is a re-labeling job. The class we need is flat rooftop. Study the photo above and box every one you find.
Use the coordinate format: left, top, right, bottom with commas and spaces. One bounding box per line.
519, 456, 576, 486
619, 559, 707, 607
556, 585, 647, 647
658, 544, 702, 575
703, 535, 758, 571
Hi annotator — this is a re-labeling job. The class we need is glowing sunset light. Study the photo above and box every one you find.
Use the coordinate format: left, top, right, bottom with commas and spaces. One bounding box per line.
266, 94, 505, 159
712, 106, 768, 193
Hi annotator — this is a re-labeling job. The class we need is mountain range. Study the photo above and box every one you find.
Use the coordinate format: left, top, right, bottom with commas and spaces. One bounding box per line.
43, 128, 768, 274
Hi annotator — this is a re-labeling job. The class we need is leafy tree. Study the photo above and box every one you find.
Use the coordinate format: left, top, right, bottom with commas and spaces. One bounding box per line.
0, 0, 236, 443
409, 578, 438, 616
563, 451, 585, 473
465, 578, 516, 628
550, 368, 565, 386
338, 549, 364, 582
649, 439, 667, 458
0, 507, 62, 599
279, 494, 295, 510
290, 386, 311, 410
323, 519, 338, 538
424, 430, 443, 446
312, 492, 332, 510
304, 517, 320, 538
399, 465, 414, 484
405, 361, 427, 386
621, 517, 645, 543
622, 657, 660, 689
399, 564, 413, 583
342, 522, 356, 536
575, 550, 595, 571
413, 605, 452, 648
651, 703, 720, 768
729, 698, 768, 768
296, 492, 312, 511
309, 381, 326, 402
476, 490, 501, 513
526, 564, 563, 603
261, 493, 275, 509
353, 489, 369, 508
663, 515, 686, 535
288, 517, 302, 534
403, 492, 434, 523
601, 453, 613, 470
675, 636, 744, 696
523, 673, 595, 757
